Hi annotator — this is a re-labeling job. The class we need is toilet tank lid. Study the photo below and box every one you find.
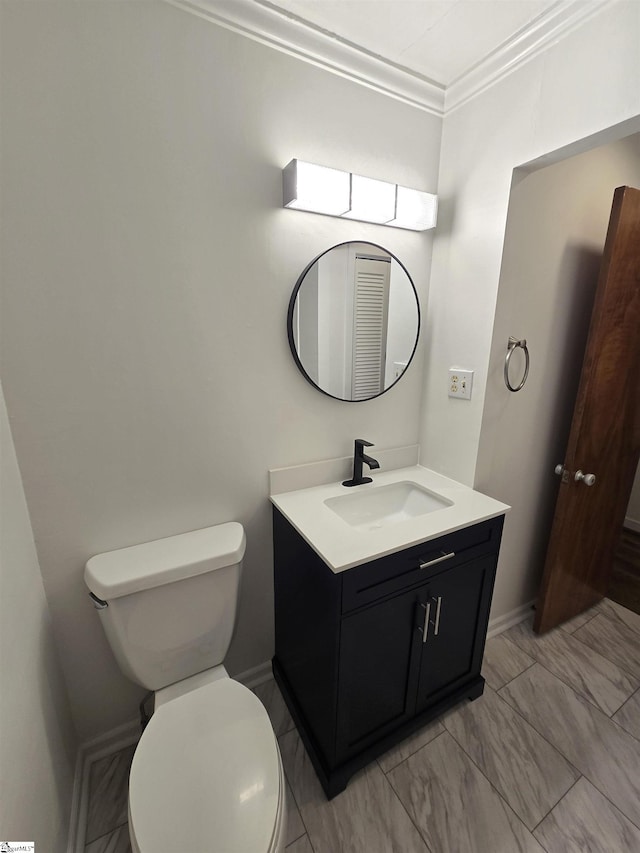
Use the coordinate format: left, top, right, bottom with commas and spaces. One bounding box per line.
84, 522, 246, 601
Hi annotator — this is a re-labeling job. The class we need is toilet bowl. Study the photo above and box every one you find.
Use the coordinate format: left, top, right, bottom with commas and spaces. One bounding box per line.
128, 672, 286, 853
85, 523, 285, 853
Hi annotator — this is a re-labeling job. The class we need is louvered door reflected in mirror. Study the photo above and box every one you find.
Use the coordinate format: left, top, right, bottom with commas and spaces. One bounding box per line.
287, 242, 420, 402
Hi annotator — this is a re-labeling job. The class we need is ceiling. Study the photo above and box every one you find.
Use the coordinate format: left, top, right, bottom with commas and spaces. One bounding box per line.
176, 0, 606, 113
259, 0, 560, 86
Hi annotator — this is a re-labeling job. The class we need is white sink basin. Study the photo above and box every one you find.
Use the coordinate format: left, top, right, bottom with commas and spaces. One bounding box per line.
324, 481, 453, 530
270, 464, 510, 572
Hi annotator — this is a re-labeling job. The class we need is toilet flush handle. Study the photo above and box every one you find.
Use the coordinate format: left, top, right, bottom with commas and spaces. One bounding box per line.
88, 591, 109, 610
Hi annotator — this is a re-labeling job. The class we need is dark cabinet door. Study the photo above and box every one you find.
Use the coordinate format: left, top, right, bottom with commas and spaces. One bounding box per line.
335, 586, 424, 760
415, 556, 495, 711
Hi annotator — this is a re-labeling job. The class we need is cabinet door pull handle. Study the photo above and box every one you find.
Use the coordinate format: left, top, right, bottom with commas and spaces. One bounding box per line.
431, 595, 442, 636
419, 551, 455, 570
419, 601, 431, 643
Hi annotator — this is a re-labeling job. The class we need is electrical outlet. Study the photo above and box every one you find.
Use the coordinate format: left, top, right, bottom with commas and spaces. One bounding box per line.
393, 361, 408, 380
449, 369, 474, 399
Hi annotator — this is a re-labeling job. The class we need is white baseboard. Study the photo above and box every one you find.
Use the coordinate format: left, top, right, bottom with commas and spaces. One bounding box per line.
487, 600, 535, 639
66, 747, 85, 853
624, 517, 640, 534
235, 659, 274, 689
67, 718, 140, 853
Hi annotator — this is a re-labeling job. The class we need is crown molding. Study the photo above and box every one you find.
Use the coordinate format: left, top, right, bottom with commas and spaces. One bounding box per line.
445, 0, 612, 113
167, 0, 612, 118
166, 0, 445, 116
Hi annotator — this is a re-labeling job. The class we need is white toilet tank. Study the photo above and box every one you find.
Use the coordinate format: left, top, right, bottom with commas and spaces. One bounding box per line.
85, 523, 246, 691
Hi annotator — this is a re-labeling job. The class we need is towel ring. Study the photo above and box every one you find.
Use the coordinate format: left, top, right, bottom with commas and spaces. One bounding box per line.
504, 336, 529, 392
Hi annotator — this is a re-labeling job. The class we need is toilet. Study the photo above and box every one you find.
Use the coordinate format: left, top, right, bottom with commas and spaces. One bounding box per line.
84, 522, 286, 853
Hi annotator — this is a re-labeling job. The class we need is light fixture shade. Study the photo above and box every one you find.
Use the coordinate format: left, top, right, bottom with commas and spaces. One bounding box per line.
343, 174, 396, 224
282, 159, 437, 231
283, 159, 350, 216
387, 185, 438, 231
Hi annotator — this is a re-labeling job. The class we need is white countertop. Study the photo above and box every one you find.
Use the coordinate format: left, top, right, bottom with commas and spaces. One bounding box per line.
270, 465, 510, 573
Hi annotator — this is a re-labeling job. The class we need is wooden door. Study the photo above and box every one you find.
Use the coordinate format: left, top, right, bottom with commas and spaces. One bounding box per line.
534, 186, 640, 633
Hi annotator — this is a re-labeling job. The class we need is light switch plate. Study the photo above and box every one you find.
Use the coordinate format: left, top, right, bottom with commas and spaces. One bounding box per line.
449, 369, 473, 399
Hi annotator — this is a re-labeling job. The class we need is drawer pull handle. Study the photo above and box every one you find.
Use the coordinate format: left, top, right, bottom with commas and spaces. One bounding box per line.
431, 595, 442, 636
419, 551, 455, 570
419, 601, 431, 643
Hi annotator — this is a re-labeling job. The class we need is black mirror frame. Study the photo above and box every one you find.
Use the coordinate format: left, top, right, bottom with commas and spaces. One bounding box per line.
287, 241, 421, 402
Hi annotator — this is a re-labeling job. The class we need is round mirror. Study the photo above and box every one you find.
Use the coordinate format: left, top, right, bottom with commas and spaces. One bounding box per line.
287, 242, 420, 401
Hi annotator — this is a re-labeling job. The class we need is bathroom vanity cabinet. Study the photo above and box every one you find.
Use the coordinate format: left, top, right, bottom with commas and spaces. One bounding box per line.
272, 508, 504, 798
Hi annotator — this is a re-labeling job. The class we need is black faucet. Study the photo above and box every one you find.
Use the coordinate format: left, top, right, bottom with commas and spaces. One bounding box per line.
342, 439, 380, 487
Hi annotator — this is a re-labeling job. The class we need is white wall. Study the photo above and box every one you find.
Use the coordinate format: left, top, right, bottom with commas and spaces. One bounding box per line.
385, 260, 420, 386
0, 0, 441, 738
0, 383, 77, 851
476, 134, 640, 620
297, 263, 320, 383
420, 0, 640, 488
419, 1, 640, 625
317, 245, 350, 397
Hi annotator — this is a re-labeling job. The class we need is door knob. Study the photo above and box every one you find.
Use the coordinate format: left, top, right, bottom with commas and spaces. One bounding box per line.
555, 464, 570, 483
574, 470, 596, 486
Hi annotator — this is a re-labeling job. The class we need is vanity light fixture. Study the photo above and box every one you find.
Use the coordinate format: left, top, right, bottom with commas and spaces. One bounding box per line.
343, 173, 396, 224
282, 159, 437, 231
282, 160, 350, 216
387, 185, 438, 231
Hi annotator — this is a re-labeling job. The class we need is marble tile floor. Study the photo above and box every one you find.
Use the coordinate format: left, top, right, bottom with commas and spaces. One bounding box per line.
84, 598, 640, 852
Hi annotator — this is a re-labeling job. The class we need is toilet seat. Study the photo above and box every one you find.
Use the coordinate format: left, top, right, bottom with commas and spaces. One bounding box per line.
128, 677, 285, 853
